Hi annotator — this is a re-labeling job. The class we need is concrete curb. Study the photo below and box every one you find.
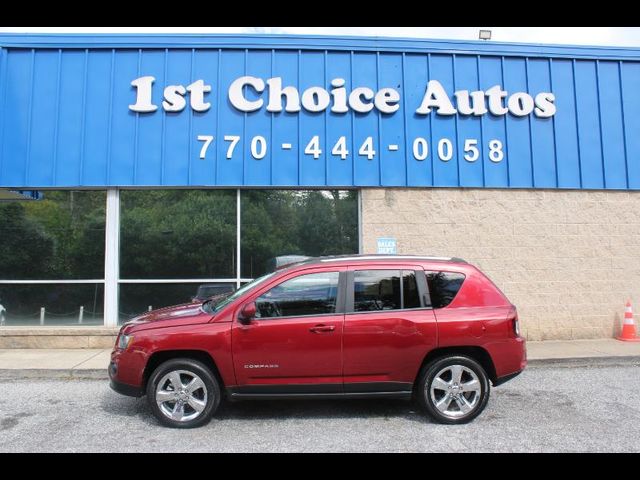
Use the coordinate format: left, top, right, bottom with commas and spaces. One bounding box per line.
1, 356, 639, 381
526, 356, 640, 368
0, 369, 109, 380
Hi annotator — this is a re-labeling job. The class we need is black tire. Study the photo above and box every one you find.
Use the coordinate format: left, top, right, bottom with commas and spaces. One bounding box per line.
416, 355, 490, 425
146, 358, 221, 429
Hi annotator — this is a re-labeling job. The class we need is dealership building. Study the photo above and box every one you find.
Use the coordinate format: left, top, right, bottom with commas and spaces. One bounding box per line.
0, 33, 639, 347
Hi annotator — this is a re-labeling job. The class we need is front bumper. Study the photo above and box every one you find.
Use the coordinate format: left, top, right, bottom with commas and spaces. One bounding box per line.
108, 358, 144, 397
110, 378, 144, 397
109, 362, 144, 397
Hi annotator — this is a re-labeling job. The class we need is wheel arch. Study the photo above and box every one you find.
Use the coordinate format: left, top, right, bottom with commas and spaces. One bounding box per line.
143, 349, 224, 391
415, 346, 498, 387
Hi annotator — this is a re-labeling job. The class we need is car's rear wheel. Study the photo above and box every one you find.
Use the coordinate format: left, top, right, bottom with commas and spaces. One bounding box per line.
417, 355, 490, 424
146, 358, 221, 428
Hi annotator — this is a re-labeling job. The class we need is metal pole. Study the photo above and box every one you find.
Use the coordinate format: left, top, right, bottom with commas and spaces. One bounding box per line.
236, 189, 241, 290
40, 307, 45, 326
104, 189, 121, 327
78, 306, 84, 324
357, 189, 363, 254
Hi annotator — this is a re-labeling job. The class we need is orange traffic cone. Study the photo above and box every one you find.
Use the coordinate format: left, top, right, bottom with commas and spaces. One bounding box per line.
617, 300, 640, 342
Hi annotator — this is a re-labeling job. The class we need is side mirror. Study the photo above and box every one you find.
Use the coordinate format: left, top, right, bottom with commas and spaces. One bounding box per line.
238, 302, 257, 324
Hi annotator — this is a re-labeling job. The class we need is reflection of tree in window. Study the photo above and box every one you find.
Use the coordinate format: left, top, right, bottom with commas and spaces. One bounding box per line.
120, 190, 236, 279
241, 190, 358, 278
426, 272, 466, 309
0, 191, 105, 280
0, 191, 106, 324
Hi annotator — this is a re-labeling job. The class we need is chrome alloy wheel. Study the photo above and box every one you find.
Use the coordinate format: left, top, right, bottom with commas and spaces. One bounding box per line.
428, 364, 482, 419
155, 370, 208, 422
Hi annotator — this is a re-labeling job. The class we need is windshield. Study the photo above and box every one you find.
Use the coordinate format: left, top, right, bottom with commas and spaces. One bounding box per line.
204, 272, 277, 314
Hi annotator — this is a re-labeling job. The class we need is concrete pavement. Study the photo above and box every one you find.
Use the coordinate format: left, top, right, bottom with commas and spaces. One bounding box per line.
2, 364, 640, 452
0, 338, 639, 379
0, 348, 111, 378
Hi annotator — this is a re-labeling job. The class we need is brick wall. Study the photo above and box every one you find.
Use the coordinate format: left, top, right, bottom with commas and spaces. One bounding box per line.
361, 188, 640, 340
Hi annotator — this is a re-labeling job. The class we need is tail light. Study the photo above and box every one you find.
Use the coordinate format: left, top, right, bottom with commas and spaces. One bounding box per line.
507, 306, 520, 337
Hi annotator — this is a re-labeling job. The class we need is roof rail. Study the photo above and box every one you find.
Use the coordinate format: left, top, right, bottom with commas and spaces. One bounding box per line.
317, 255, 467, 263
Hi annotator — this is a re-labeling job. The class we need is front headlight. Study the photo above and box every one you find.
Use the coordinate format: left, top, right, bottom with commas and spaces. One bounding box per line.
118, 333, 133, 350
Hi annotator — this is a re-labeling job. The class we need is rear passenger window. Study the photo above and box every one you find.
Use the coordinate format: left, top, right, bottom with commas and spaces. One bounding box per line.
353, 270, 421, 312
426, 272, 465, 308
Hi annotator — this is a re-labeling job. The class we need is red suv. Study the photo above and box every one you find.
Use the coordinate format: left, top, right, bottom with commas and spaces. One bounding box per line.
109, 255, 526, 428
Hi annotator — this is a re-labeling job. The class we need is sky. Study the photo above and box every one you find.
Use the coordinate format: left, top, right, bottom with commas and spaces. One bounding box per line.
0, 27, 639, 48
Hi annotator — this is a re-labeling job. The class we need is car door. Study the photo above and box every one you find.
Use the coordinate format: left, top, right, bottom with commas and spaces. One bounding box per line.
231, 267, 346, 393
342, 265, 437, 393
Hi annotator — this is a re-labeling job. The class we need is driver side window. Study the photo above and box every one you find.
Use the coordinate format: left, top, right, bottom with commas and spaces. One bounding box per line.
255, 271, 340, 319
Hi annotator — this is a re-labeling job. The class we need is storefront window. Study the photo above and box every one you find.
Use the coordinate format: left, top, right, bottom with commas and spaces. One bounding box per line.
240, 190, 358, 278
0, 283, 104, 326
0, 190, 106, 326
119, 190, 236, 279
1, 188, 359, 327
118, 282, 235, 322
0, 191, 106, 280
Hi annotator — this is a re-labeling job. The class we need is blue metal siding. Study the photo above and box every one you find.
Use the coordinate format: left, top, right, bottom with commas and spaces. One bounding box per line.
271, 50, 299, 186
598, 61, 628, 189
455, 55, 483, 187
326, 51, 353, 186
550, 59, 581, 188
0, 35, 639, 190
479, 56, 509, 187
430, 54, 458, 187
503, 57, 532, 187
404, 53, 432, 187
378, 53, 406, 187
621, 62, 640, 189
527, 58, 556, 188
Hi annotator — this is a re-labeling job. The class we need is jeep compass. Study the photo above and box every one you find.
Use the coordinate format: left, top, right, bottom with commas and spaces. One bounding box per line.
109, 255, 527, 428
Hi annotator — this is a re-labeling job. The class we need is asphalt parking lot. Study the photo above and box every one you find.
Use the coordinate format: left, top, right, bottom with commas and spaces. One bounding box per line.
1, 363, 640, 452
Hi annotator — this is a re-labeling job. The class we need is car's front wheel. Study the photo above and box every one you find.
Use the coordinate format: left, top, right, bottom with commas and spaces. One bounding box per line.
417, 355, 490, 424
146, 358, 221, 428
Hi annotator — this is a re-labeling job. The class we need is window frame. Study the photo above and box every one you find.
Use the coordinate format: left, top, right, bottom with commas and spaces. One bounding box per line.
345, 266, 432, 314
250, 269, 347, 321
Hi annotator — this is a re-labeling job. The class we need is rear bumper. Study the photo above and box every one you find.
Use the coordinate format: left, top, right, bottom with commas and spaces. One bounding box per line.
493, 369, 523, 386
488, 335, 527, 386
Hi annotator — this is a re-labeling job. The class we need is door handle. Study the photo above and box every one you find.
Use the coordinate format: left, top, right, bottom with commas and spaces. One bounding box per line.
309, 324, 335, 334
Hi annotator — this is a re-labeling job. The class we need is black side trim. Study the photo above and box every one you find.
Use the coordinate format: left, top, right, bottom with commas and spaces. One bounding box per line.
226, 381, 414, 400
227, 391, 412, 401
344, 381, 413, 393
415, 270, 431, 308
493, 369, 523, 387
345, 270, 355, 313
110, 378, 144, 397
229, 383, 342, 395
336, 270, 347, 314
